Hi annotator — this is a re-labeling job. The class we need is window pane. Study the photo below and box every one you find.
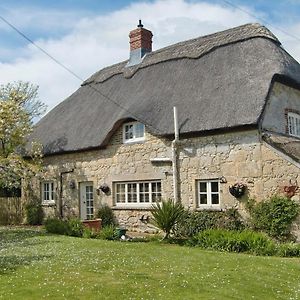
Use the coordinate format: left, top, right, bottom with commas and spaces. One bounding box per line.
144, 194, 150, 203
288, 113, 300, 137
211, 194, 219, 205
128, 193, 137, 202
296, 118, 300, 136
140, 194, 145, 202
116, 193, 125, 203
128, 183, 137, 203
200, 194, 207, 204
125, 124, 134, 140
211, 182, 219, 193
199, 182, 207, 192
135, 123, 145, 138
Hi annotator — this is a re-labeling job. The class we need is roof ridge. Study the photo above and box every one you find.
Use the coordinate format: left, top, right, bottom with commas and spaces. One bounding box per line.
83, 23, 279, 85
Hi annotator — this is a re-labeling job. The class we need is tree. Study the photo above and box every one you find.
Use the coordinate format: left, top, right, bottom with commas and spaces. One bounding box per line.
0, 81, 46, 121
0, 81, 45, 190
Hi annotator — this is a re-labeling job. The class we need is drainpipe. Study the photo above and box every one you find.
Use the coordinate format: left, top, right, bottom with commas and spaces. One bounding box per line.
172, 106, 179, 202
59, 169, 74, 219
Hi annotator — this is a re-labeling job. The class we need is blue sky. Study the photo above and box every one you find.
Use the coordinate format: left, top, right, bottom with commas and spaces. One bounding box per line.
0, 0, 300, 113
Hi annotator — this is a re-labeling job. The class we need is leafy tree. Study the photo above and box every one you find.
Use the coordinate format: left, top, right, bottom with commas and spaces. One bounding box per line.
0, 81, 46, 121
0, 82, 45, 189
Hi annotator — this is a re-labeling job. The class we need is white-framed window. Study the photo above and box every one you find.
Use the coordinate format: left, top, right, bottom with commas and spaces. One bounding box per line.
288, 112, 300, 138
42, 181, 55, 203
114, 181, 161, 206
197, 180, 220, 208
123, 122, 145, 143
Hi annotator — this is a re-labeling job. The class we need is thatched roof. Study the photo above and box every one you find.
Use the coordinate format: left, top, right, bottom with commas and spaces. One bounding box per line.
30, 23, 300, 155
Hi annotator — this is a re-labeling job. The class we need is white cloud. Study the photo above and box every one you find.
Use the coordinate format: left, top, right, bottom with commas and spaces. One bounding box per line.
0, 0, 299, 115
274, 22, 300, 62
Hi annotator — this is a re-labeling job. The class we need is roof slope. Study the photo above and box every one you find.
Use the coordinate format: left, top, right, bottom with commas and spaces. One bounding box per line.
30, 23, 300, 155
263, 132, 300, 163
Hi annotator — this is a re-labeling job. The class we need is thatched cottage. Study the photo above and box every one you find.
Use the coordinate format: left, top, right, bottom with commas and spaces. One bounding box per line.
29, 22, 300, 232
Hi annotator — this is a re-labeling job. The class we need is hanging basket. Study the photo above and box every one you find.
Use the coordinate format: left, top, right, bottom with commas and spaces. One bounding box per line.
229, 183, 246, 198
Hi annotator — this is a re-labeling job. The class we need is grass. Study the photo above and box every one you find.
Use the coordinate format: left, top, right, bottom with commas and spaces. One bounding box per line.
0, 227, 300, 299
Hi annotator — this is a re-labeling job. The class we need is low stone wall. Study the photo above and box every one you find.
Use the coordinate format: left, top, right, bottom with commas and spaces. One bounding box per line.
113, 209, 158, 233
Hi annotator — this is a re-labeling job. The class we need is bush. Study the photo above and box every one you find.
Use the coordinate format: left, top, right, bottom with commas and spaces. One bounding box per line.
189, 228, 300, 257
175, 208, 244, 238
66, 218, 84, 237
276, 243, 300, 257
97, 205, 117, 227
97, 225, 118, 240
247, 196, 299, 240
190, 229, 276, 256
44, 218, 69, 235
83, 227, 98, 239
25, 203, 44, 225
151, 199, 185, 239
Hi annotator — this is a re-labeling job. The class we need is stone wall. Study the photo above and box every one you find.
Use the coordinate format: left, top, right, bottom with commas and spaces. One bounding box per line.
30, 126, 299, 234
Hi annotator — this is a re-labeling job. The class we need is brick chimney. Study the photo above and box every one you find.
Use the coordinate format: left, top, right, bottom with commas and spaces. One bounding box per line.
127, 20, 153, 67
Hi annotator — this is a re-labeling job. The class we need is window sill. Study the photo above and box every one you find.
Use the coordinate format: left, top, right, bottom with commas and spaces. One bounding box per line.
42, 201, 56, 207
196, 207, 222, 212
123, 139, 145, 145
112, 205, 153, 211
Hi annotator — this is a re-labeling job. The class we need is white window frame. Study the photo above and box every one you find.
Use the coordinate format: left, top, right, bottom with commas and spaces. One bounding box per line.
114, 180, 162, 207
288, 112, 300, 138
197, 180, 220, 208
123, 122, 145, 143
42, 181, 55, 204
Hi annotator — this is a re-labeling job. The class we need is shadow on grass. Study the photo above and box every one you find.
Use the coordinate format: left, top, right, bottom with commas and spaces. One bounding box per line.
0, 227, 45, 250
0, 227, 52, 250
0, 227, 54, 274
0, 254, 52, 275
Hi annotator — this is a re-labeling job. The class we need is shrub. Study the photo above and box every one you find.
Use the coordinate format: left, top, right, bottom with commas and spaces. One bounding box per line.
276, 243, 300, 257
44, 218, 69, 235
25, 203, 44, 225
66, 218, 84, 237
97, 225, 118, 240
190, 229, 276, 256
247, 196, 299, 240
83, 227, 98, 239
97, 205, 117, 227
175, 208, 244, 238
151, 199, 185, 239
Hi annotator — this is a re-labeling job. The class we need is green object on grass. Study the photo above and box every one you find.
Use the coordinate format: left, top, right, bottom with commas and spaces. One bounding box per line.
116, 227, 127, 238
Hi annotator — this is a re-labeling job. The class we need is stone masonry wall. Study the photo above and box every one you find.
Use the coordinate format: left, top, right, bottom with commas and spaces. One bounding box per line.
33, 127, 299, 234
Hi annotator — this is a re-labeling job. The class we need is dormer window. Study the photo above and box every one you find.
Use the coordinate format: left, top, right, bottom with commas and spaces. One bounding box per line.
288, 112, 300, 138
123, 122, 145, 143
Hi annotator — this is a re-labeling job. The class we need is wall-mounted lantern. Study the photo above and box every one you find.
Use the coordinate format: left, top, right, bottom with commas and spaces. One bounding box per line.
69, 180, 76, 189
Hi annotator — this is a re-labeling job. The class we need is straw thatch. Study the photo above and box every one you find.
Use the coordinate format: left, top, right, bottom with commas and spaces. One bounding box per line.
29, 23, 300, 155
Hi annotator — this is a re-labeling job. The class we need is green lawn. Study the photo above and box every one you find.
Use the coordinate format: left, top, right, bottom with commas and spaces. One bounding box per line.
0, 227, 299, 300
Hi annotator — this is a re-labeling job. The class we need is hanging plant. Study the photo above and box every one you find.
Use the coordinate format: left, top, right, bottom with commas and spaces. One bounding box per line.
229, 182, 247, 198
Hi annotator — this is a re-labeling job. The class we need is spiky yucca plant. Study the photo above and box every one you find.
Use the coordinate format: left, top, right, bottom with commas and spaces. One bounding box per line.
151, 199, 184, 239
